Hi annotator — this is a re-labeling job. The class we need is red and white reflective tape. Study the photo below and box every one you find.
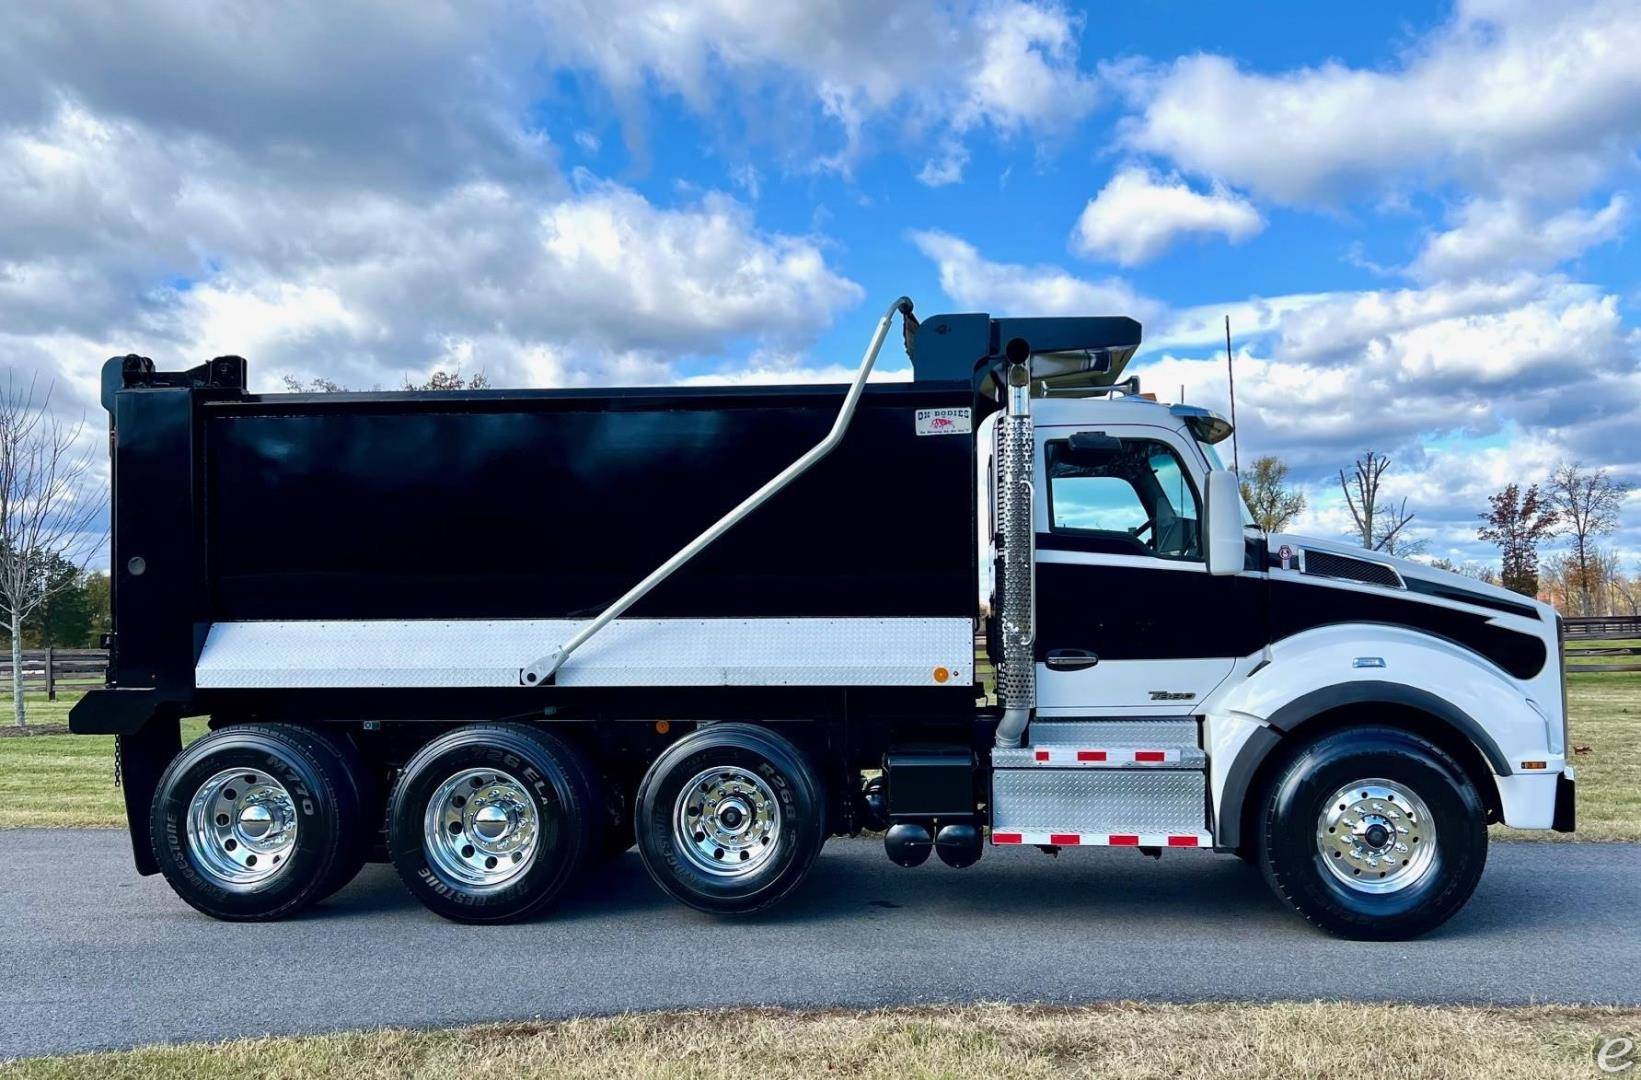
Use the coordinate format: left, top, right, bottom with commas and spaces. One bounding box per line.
990, 831, 1211, 848
1028, 747, 1180, 765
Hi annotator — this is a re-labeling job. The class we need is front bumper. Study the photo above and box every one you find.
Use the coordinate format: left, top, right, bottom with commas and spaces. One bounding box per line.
1553, 767, 1576, 833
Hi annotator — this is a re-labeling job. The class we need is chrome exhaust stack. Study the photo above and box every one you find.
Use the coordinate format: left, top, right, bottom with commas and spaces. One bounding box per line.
993, 339, 1035, 749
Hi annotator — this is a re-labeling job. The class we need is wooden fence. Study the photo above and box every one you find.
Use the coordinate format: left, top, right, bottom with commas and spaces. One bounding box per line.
1563, 614, 1641, 640
0, 617, 1632, 698
0, 649, 108, 699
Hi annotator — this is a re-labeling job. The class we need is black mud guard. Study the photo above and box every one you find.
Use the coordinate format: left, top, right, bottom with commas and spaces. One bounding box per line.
72, 690, 184, 876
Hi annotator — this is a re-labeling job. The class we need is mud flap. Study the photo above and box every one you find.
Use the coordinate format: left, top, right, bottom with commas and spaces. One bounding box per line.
116, 715, 182, 876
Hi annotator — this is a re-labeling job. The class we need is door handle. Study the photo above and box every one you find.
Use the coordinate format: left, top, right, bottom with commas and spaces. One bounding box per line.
1045, 649, 1099, 671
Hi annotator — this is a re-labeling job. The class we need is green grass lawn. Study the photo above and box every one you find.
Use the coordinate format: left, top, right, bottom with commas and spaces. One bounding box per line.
0, 696, 206, 828
1497, 671, 1640, 842
1565, 638, 1641, 650
3, 675, 1636, 837
4, 1002, 1638, 1078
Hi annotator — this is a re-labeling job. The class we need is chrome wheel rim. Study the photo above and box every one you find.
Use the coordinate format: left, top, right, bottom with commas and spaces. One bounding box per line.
673, 767, 781, 878
1316, 777, 1436, 894
186, 767, 299, 890
423, 768, 539, 889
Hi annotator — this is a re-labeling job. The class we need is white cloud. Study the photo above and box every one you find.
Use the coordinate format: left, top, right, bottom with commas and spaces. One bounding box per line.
0, 1, 548, 191
535, 0, 1096, 175
1130, 276, 1640, 484
679, 350, 914, 387
0, 99, 862, 394
1117, 0, 1641, 204
1411, 195, 1630, 282
917, 141, 970, 188
910, 230, 1164, 323
1071, 166, 1264, 266
955, 1, 1098, 134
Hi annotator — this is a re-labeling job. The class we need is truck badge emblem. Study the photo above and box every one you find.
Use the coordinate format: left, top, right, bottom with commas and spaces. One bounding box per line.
1278, 544, 1292, 570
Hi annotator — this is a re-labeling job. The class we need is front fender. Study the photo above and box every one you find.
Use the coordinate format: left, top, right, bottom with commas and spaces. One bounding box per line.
1208, 623, 1561, 847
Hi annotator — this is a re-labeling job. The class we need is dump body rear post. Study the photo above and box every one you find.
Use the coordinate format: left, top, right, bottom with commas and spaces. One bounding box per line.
70, 297, 1572, 938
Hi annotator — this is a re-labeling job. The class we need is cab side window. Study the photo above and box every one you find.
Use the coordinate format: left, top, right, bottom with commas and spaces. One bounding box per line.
1046, 437, 1202, 560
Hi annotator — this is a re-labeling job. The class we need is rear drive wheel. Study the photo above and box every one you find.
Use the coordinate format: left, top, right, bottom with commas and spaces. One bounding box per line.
635, 723, 825, 915
1258, 726, 1487, 940
149, 723, 363, 921
387, 724, 597, 923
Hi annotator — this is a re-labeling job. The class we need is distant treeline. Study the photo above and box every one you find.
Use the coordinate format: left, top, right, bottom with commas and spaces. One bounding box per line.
0, 556, 109, 649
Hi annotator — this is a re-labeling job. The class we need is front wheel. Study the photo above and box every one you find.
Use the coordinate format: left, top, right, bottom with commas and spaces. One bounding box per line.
635, 723, 825, 915
1258, 726, 1488, 940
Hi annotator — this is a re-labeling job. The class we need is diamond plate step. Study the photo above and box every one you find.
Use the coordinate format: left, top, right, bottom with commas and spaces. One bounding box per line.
990, 768, 1208, 843
999, 717, 1204, 769
1027, 719, 1198, 746
992, 745, 1207, 768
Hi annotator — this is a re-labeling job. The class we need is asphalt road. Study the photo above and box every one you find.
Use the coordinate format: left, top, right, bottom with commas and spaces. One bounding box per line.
3, 830, 1638, 1059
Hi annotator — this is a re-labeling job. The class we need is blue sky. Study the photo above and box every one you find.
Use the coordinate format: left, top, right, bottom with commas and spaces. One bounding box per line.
0, 0, 1636, 571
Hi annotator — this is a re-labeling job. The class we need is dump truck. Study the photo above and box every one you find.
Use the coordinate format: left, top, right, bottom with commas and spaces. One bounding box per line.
71, 297, 1573, 938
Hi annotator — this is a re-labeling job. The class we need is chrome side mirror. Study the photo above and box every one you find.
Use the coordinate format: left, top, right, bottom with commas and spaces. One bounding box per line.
1205, 470, 1245, 576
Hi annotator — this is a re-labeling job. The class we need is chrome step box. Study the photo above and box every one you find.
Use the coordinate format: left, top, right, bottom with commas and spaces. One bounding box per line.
990, 768, 1208, 846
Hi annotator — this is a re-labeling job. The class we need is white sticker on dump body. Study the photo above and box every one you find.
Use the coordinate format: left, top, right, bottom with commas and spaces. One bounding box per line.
915, 407, 972, 436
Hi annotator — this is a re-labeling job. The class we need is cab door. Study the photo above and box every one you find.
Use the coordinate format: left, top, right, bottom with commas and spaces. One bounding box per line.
1032, 424, 1262, 714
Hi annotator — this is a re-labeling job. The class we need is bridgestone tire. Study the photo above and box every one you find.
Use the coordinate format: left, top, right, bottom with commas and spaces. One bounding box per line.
387, 724, 597, 924
150, 723, 363, 922
1257, 726, 1487, 941
635, 723, 825, 915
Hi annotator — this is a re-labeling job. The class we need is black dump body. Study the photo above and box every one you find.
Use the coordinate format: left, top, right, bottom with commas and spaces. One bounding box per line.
71, 312, 1141, 873
85, 358, 980, 721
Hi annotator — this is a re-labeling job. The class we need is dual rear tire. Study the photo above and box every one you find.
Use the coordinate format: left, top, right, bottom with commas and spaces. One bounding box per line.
151, 720, 828, 924
385, 724, 601, 923
382, 721, 825, 921
149, 724, 370, 921
633, 723, 826, 916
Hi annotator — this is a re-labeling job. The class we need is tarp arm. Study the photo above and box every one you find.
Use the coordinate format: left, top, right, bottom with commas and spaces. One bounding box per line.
520, 296, 917, 686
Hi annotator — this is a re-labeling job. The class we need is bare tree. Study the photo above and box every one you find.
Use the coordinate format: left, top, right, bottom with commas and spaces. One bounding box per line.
0, 376, 107, 726
407, 371, 491, 391
1239, 455, 1306, 533
1547, 462, 1632, 616
1595, 547, 1624, 616
1340, 451, 1417, 554
280, 374, 350, 393
279, 371, 491, 392
1429, 556, 1499, 586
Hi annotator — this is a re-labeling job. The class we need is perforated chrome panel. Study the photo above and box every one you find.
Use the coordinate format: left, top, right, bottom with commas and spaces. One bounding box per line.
995, 413, 1035, 711
992, 769, 1207, 835
196, 617, 973, 689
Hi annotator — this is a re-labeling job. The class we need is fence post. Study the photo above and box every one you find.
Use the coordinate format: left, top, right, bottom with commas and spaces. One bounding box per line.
45, 646, 55, 701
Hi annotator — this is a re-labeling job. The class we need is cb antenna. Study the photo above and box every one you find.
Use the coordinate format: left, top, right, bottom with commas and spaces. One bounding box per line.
1224, 314, 1240, 472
